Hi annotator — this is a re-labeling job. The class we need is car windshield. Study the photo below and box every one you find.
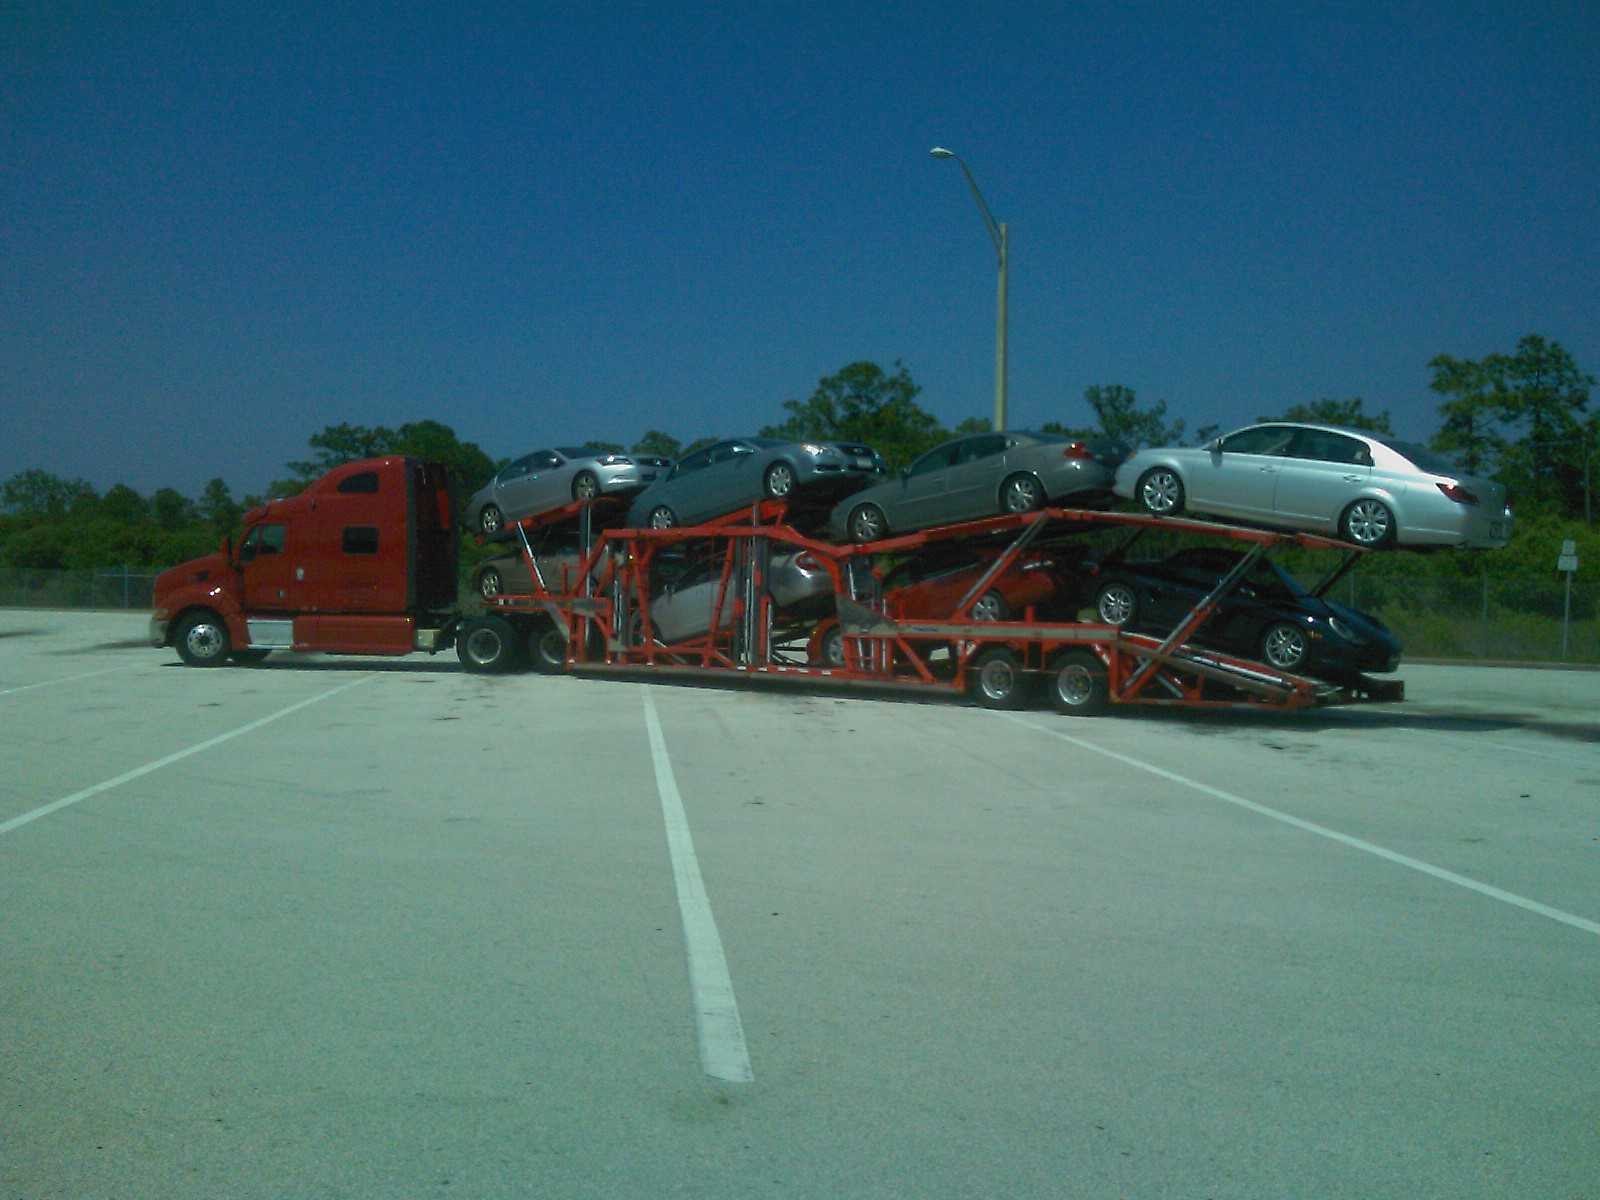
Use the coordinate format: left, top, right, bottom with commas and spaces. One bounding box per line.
1379, 439, 1465, 476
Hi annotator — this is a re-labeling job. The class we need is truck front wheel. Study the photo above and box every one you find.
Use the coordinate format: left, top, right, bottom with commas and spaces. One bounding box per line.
457, 615, 522, 673
175, 611, 231, 667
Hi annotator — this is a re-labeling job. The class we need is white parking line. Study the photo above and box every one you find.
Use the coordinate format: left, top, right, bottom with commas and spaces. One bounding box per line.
0, 664, 142, 698
0, 677, 372, 839
998, 712, 1600, 939
640, 686, 754, 1084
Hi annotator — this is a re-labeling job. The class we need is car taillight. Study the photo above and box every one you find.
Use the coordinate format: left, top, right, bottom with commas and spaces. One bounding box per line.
1437, 482, 1479, 505
1063, 442, 1093, 459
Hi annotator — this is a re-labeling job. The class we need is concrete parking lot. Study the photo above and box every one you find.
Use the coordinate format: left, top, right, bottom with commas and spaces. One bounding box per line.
3, 609, 1596, 1199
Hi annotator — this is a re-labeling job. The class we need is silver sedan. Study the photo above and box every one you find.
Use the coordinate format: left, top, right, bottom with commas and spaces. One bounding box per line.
630, 549, 834, 644
827, 430, 1124, 543
465, 447, 665, 535
1114, 423, 1513, 548
625, 437, 884, 529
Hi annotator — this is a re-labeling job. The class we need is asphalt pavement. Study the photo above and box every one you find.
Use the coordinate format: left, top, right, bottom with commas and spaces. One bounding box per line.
2, 610, 1596, 1198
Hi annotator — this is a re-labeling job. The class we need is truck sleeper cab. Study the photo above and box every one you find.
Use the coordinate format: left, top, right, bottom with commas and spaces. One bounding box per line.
151, 457, 458, 665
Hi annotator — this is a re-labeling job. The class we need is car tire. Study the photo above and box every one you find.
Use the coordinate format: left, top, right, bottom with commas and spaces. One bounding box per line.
1049, 649, 1109, 716
1136, 468, 1185, 517
763, 461, 796, 499
1261, 622, 1309, 671
175, 611, 230, 667
1000, 473, 1045, 514
847, 503, 888, 543
1340, 498, 1395, 548
456, 615, 521, 673
528, 618, 570, 673
971, 590, 1009, 621
1094, 579, 1137, 627
479, 503, 504, 535
968, 646, 1028, 710
818, 624, 845, 667
572, 471, 599, 502
228, 648, 271, 665
477, 566, 503, 599
648, 505, 677, 529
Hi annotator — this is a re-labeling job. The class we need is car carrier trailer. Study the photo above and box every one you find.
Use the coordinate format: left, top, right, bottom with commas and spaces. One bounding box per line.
151, 455, 1403, 717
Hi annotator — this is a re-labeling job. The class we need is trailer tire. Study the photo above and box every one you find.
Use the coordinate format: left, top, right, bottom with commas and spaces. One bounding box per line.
1049, 649, 1109, 716
528, 619, 570, 674
457, 615, 520, 673
819, 624, 845, 667
174, 611, 230, 667
969, 646, 1028, 710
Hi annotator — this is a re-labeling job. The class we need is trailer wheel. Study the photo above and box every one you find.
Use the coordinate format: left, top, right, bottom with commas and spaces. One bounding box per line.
1049, 649, 1109, 716
528, 619, 570, 674
479, 504, 504, 535
819, 624, 845, 667
571, 470, 599, 501
1136, 468, 1185, 516
457, 615, 520, 673
969, 646, 1028, 710
175, 611, 230, 667
1261, 622, 1309, 671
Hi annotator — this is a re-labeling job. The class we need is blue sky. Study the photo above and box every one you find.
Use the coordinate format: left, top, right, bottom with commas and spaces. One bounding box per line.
4, 2, 1596, 499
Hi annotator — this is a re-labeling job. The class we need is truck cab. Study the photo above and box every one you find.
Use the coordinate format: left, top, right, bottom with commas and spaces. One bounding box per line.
151, 457, 458, 665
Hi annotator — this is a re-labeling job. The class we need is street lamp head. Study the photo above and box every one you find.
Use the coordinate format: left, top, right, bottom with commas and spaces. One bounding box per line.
929, 146, 955, 159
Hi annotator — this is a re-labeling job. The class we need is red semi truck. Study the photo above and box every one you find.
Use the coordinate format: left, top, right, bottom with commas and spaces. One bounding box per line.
149, 456, 501, 666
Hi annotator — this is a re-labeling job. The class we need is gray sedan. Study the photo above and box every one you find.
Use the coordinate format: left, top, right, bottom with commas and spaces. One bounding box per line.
465, 447, 665, 534
827, 430, 1125, 543
630, 549, 834, 644
1113, 423, 1513, 549
625, 437, 884, 529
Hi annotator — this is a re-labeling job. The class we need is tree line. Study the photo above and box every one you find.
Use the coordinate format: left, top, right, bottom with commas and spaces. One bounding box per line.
1, 334, 1592, 584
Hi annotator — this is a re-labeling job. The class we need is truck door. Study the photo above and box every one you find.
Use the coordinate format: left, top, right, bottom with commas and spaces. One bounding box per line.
238, 522, 296, 612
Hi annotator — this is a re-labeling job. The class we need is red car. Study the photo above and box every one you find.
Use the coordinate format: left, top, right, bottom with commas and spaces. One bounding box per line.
808, 545, 1073, 667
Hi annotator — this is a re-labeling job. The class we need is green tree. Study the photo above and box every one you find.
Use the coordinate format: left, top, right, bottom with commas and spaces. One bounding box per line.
197, 478, 242, 533
286, 422, 396, 479
1, 469, 95, 518
98, 484, 148, 525
1428, 353, 1501, 475
1065, 384, 1186, 449
632, 430, 684, 459
761, 360, 943, 470
388, 420, 497, 495
1262, 398, 1393, 434
951, 416, 992, 436
151, 487, 195, 531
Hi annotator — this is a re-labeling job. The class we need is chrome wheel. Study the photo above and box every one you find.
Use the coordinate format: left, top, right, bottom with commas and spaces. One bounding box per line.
529, 622, 569, 673
1262, 622, 1308, 670
176, 613, 230, 666
649, 506, 676, 529
970, 647, 1026, 710
1095, 581, 1136, 626
1137, 469, 1184, 516
1001, 474, 1044, 513
572, 471, 599, 501
849, 504, 886, 543
478, 567, 502, 599
971, 591, 1008, 622
480, 504, 503, 535
764, 462, 795, 498
1341, 499, 1393, 547
1050, 649, 1109, 715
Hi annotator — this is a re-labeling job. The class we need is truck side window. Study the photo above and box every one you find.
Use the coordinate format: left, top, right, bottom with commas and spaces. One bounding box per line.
337, 472, 379, 494
239, 524, 286, 562
342, 526, 380, 555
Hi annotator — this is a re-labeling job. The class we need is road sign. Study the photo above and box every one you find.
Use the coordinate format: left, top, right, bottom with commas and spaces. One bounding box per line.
1558, 539, 1579, 573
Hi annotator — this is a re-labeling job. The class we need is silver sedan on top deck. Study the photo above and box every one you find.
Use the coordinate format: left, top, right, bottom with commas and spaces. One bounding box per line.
464, 447, 667, 535
1114, 422, 1513, 549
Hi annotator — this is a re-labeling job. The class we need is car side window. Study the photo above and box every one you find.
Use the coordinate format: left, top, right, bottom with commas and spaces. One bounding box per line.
710, 442, 750, 465
530, 451, 562, 470
501, 456, 534, 481
908, 443, 961, 477
959, 435, 1008, 464
1286, 430, 1370, 465
1220, 426, 1294, 456
676, 448, 713, 473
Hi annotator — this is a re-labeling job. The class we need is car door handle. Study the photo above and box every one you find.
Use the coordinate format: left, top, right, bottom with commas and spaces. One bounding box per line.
1258, 466, 1276, 473
1342, 474, 1362, 482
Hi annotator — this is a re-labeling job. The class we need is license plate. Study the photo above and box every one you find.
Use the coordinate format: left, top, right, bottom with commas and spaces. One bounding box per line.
854, 458, 874, 470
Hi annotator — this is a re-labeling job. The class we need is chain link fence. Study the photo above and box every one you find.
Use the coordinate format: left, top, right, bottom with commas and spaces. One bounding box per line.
2, 564, 1594, 664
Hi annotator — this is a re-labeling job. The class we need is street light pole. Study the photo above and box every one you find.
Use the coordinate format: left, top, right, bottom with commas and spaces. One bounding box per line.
931, 147, 1008, 432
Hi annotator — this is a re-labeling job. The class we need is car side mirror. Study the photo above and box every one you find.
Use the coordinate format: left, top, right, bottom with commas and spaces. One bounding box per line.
1208, 438, 1223, 453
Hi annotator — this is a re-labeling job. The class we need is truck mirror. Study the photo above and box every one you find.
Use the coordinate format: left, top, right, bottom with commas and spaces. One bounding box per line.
220, 535, 233, 560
